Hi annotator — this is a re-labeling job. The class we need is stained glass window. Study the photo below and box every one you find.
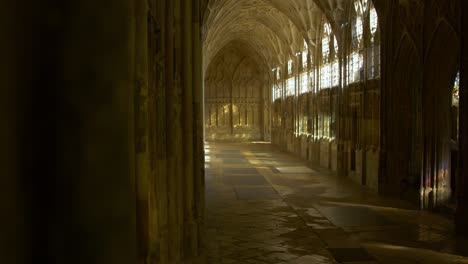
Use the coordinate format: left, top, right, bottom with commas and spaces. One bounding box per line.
321, 64, 331, 89
288, 59, 293, 75
320, 23, 333, 89
353, 1, 364, 46
333, 36, 339, 54
303, 41, 308, 69
453, 71, 460, 106
300, 72, 309, 94
370, 7, 378, 36
332, 61, 339, 87
322, 39, 330, 62
348, 52, 363, 83
322, 23, 331, 62
286, 77, 296, 96
368, 4, 380, 79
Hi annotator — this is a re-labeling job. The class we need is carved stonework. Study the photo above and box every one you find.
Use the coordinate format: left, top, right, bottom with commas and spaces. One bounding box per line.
204, 43, 267, 141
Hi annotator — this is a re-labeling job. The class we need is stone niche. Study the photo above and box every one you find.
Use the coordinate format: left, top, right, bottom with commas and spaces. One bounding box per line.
347, 146, 380, 192
366, 148, 379, 191
204, 43, 268, 141
320, 139, 331, 169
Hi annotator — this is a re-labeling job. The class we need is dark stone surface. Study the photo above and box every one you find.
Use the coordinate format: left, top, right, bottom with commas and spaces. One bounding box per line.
223, 159, 249, 164
223, 175, 268, 186
328, 247, 375, 262
224, 168, 259, 174
316, 205, 394, 227
234, 187, 280, 200
217, 154, 245, 159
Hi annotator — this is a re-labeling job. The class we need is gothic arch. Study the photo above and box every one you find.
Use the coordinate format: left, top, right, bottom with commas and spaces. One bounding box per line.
381, 35, 422, 198
421, 20, 460, 208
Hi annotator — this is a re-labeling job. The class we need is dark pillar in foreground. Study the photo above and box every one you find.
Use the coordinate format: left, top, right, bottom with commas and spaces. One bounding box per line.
456, 0, 468, 236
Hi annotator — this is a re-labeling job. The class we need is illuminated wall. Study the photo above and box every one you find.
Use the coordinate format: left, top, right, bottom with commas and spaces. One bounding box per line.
271, 1, 381, 190
204, 43, 269, 141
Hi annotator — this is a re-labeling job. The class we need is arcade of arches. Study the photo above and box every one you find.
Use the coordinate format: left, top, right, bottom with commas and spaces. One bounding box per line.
1, 0, 468, 263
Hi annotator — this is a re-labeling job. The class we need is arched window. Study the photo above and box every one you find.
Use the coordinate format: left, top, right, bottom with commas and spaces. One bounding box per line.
302, 41, 308, 69
287, 59, 293, 75
322, 24, 331, 60
367, 4, 380, 79
320, 23, 332, 89
332, 35, 339, 87
370, 6, 378, 35
286, 76, 296, 96
348, 0, 365, 84
452, 71, 460, 142
347, 0, 380, 83
300, 40, 310, 94
272, 67, 282, 101
453, 71, 460, 106
286, 60, 295, 96
300, 72, 309, 94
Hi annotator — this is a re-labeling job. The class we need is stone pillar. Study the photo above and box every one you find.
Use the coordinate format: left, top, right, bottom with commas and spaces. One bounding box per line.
134, 0, 151, 262
0, 2, 25, 263
336, 20, 347, 178
2, 0, 207, 263
149, 1, 206, 262
16, 0, 139, 263
456, 0, 468, 236
1, 0, 139, 262
59, 0, 139, 262
192, 0, 206, 259
164, 0, 181, 260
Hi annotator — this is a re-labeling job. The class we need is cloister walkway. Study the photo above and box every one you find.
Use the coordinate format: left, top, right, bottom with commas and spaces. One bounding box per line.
204, 142, 468, 264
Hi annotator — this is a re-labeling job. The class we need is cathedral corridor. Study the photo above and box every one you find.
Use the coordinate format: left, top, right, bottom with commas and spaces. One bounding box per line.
3, 0, 468, 263
204, 142, 468, 263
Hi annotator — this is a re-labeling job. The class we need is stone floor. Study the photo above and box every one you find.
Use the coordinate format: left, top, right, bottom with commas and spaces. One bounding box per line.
204, 142, 468, 264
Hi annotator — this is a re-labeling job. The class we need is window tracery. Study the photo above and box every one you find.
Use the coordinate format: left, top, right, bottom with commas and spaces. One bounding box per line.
302, 41, 308, 69
453, 71, 460, 106
288, 59, 293, 75
272, 67, 281, 101
347, 0, 380, 83
320, 23, 333, 89
370, 7, 378, 36
301, 72, 309, 94
270, 1, 381, 143
286, 77, 296, 96
368, 5, 380, 78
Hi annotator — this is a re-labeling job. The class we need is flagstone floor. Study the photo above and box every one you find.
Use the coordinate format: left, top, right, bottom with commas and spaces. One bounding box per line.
204, 142, 468, 264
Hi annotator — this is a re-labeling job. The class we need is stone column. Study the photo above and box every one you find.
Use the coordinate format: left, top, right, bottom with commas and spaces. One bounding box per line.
336, 18, 348, 178
193, 0, 206, 259
2, 0, 139, 262
0, 2, 24, 263
134, 0, 151, 262
150, 1, 206, 262
456, 0, 468, 236
60, 0, 139, 262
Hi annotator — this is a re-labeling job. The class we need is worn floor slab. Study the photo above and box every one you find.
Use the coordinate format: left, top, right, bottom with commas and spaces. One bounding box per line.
205, 142, 468, 264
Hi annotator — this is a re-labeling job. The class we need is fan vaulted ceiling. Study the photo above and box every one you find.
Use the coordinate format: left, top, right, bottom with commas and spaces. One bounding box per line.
202, 0, 349, 72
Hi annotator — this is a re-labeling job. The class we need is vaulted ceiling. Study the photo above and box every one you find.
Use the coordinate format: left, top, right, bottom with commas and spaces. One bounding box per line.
202, 0, 351, 72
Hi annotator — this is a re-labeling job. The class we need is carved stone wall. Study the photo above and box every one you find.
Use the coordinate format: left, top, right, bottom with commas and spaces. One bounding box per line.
204, 43, 268, 141
456, 0, 468, 235
378, 0, 460, 208
269, 7, 381, 194
259, 0, 463, 211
